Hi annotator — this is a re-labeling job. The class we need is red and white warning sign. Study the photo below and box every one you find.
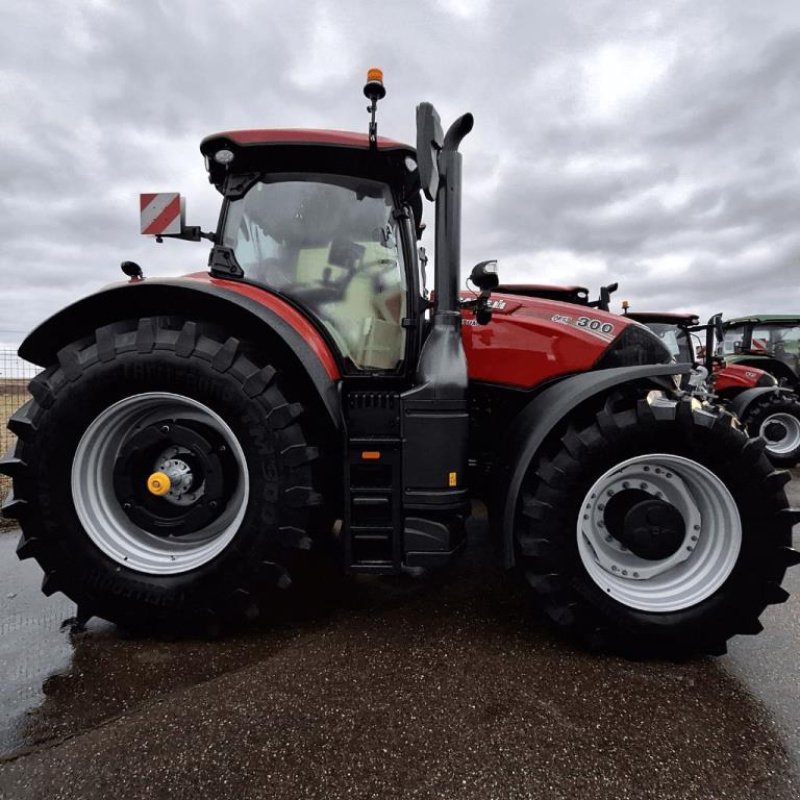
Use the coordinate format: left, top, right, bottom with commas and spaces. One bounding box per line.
140, 193, 183, 236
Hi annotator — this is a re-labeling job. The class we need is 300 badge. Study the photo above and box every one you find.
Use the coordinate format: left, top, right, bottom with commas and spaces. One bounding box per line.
576, 316, 615, 335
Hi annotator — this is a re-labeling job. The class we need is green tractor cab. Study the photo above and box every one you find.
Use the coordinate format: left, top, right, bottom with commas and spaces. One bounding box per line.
721, 315, 800, 389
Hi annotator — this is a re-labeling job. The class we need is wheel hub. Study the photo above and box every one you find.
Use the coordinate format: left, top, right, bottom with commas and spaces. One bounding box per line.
112, 420, 233, 538
763, 420, 787, 442
604, 490, 686, 560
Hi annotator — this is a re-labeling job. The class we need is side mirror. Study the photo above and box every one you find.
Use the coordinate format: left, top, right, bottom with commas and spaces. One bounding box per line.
460, 260, 499, 326
470, 260, 499, 291
712, 314, 724, 345
416, 103, 444, 201
599, 282, 618, 312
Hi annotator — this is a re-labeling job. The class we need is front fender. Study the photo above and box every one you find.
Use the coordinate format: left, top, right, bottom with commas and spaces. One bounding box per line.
728, 386, 795, 421
495, 363, 692, 569
19, 275, 343, 431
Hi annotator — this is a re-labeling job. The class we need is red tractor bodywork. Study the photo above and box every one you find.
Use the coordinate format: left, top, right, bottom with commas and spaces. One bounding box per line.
713, 361, 770, 394
194, 273, 342, 380
460, 291, 634, 388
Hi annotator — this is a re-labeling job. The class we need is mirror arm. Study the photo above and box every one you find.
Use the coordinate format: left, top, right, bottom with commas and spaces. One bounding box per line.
459, 287, 493, 325
155, 226, 215, 244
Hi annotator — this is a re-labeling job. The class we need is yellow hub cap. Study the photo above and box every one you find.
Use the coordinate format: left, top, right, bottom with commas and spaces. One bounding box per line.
147, 471, 171, 496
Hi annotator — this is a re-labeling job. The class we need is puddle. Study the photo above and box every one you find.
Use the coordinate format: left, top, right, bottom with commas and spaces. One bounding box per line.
0, 532, 77, 755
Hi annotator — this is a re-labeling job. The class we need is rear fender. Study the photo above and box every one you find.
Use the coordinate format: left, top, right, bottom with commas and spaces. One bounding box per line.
495, 363, 692, 568
728, 386, 795, 421
19, 277, 343, 431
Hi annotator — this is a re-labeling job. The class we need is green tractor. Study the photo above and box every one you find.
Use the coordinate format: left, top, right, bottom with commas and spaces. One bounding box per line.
721, 315, 800, 389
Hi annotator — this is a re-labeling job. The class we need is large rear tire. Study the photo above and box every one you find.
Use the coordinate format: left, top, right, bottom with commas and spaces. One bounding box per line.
740, 393, 800, 468
516, 393, 799, 657
1, 318, 327, 633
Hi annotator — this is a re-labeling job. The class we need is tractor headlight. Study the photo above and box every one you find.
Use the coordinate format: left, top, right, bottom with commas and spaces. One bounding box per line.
214, 149, 235, 165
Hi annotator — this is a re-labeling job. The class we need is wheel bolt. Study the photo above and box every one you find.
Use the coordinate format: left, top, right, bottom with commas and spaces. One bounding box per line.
666, 472, 673, 478
693, 524, 700, 531
691, 535, 698, 542
209, 500, 218, 510
622, 481, 630, 489
598, 503, 605, 511
611, 565, 619, 572
160, 425, 170, 434
123, 502, 132, 510
640, 483, 648, 490
219, 445, 227, 453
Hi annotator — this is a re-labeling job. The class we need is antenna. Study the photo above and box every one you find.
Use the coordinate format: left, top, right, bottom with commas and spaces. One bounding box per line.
363, 68, 386, 147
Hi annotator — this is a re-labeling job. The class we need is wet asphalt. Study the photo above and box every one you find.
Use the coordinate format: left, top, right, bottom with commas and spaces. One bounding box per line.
0, 486, 799, 800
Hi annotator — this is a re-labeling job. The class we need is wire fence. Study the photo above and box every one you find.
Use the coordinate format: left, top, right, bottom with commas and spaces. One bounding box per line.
1, 350, 40, 529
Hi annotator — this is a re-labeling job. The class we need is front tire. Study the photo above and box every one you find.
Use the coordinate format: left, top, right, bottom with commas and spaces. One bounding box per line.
740, 393, 800, 467
516, 393, 798, 657
1, 318, 326, 633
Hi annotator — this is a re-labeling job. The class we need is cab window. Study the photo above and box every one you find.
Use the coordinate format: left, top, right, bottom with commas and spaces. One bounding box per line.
223, 175, 407, 372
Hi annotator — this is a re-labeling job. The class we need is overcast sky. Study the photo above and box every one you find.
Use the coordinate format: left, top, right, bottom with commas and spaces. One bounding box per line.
3, 0, 800, 350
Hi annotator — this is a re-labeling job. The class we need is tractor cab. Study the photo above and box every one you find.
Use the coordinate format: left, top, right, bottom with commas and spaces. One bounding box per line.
721, 316, 800, 385
199, 129, 422, 374
624, 311, 700, 364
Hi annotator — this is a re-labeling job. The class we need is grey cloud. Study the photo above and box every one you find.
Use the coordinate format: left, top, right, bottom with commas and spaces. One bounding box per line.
4, 0, 800, 350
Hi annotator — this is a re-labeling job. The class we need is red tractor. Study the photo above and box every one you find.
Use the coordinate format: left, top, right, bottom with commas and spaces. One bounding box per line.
2, 73, 798, 657
624, 311, 800, 468
495, 284, 800, 467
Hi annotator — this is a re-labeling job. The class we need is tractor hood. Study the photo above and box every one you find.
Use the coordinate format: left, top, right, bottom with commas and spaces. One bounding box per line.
460, 291, 672, 389
714, 361, 776, 391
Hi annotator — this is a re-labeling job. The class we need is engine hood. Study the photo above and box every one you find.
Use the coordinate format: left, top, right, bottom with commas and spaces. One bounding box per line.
460, 291, 671, 389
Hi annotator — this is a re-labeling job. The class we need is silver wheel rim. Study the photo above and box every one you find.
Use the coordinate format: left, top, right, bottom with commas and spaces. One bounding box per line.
759, 412, 800, 456
72, 392, 249, 575
577, 454, 741, 612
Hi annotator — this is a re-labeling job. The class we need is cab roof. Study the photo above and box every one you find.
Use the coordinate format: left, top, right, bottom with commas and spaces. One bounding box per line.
199, 128, 421, 232
626, 311, 700, 327
200, 128, 415, 153
724, 314, 800, 326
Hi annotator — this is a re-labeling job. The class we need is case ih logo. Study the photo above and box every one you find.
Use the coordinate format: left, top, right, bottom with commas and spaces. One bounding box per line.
140, 193, 182, 236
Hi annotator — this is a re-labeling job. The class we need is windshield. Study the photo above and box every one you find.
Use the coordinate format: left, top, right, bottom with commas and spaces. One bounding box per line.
750, 323, 800, 369
222, 175, 407, 371
643, 322, 694, 362
721, 327, 743, 355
